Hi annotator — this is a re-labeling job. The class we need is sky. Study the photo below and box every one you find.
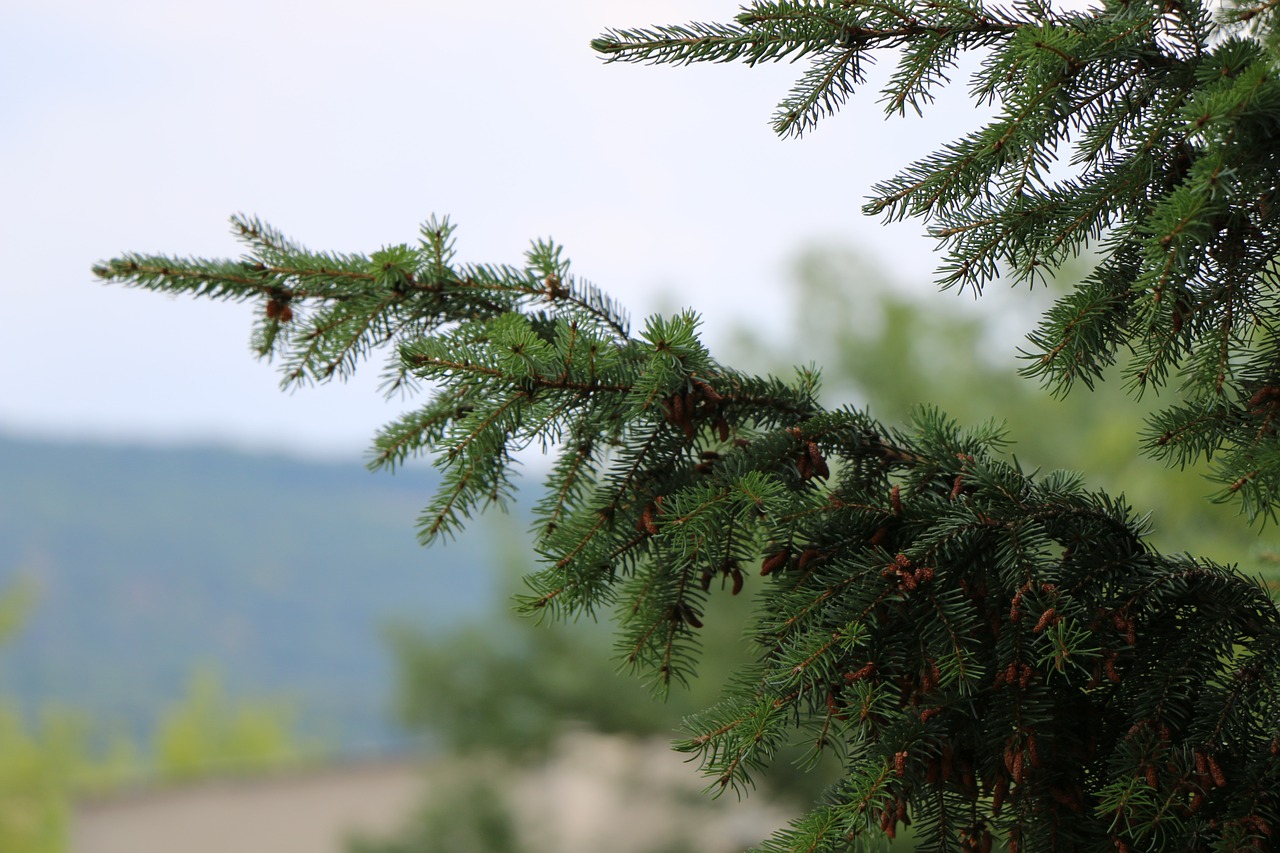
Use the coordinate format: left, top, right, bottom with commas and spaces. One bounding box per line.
1, 1, 991, 459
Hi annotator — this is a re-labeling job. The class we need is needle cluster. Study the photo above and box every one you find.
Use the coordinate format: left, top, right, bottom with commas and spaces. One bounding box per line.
598, 0, 1280, 520
98, 211, 1280, 851
95, 0, 1280, 849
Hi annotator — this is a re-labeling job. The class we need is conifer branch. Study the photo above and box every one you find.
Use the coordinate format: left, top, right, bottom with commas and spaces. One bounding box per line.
98, 0, 1280, 844
593, 0, 1280, 516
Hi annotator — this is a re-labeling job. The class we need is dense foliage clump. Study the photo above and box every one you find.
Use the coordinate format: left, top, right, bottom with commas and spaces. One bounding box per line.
97, 0, 1280, 849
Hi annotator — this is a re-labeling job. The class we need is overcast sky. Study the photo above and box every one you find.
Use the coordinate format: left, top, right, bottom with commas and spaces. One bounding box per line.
2, 1, 990, 458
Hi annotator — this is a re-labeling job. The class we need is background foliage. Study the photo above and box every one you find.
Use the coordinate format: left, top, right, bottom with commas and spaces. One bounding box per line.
0, 579, 309, 853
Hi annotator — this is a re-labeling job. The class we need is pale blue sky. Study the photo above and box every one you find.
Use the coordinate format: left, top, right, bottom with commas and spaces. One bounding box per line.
2, 1, 980, 458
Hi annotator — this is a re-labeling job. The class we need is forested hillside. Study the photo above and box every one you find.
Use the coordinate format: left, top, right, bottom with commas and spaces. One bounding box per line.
0, 435, 500, 751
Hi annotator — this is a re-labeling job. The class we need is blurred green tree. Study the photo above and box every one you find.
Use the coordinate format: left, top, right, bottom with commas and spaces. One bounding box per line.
740, 247, 1269, 570
154, 669, 307, 781
0, 577, 311, 853
0, 580, 85, 853
385, 553, 757, 758
348, 773, 523, 853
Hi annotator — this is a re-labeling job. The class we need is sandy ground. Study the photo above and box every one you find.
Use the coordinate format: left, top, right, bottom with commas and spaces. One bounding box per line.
72, 732, 794, 853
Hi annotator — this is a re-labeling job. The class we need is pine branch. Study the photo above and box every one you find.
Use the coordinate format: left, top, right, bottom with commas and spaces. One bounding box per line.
98, 0, 1280, 840
99, 215, 1280, 850
593, 0, 1280, 518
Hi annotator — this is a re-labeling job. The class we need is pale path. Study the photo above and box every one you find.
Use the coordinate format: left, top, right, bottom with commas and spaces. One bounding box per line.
73, 760, 424, 853
73, 733, 795, 853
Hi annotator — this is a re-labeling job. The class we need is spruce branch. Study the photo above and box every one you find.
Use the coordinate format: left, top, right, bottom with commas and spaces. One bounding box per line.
594, 0, 1280, 518
100, 215, 1280, 850
98, 0, 1280, 841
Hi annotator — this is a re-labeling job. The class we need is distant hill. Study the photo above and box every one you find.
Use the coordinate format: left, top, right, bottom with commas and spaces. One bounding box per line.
0, 434, 516, 753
